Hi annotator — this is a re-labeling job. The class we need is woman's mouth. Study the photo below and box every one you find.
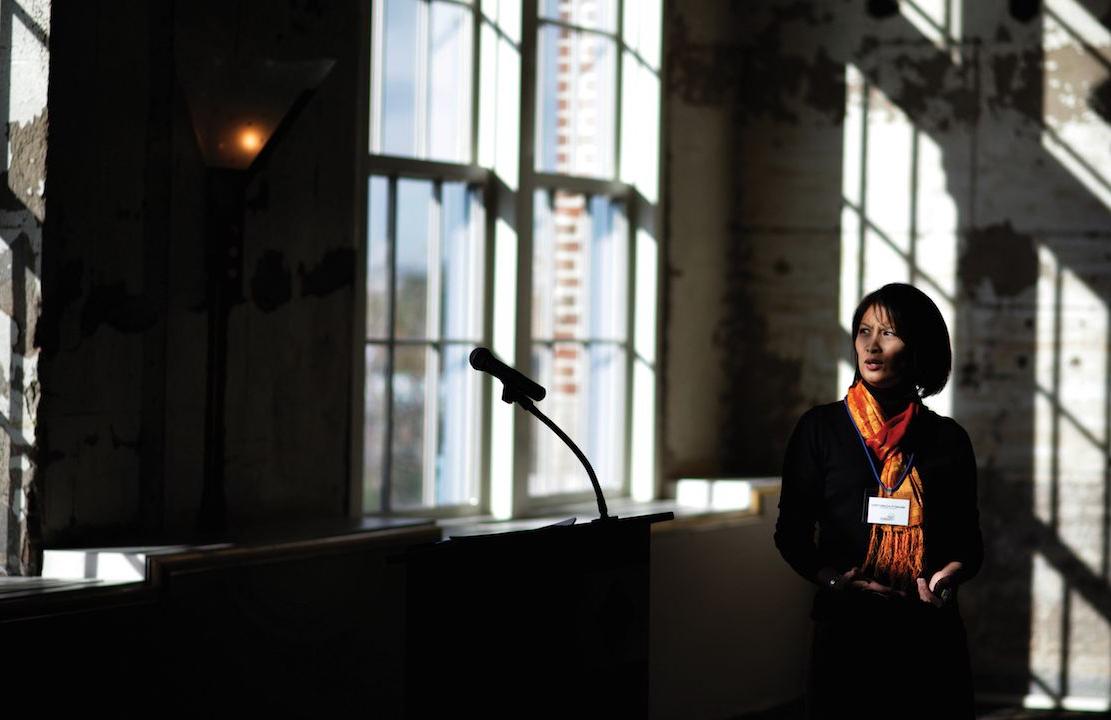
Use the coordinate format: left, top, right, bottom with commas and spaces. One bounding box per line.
865, 360, 883, 369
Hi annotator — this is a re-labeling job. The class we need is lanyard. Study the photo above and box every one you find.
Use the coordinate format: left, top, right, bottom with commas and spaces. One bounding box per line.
842, 399, 915, 495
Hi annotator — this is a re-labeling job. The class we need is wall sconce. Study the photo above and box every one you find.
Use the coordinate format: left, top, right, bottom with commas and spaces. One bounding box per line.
177, 51, 335, 533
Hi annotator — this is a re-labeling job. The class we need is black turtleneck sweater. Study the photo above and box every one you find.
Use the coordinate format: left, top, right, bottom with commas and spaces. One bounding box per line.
774, 384, 983, 605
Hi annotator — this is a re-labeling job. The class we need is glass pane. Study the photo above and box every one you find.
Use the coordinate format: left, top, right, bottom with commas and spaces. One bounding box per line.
380, 0, 421, 156
364, 344, 389, 512
367, 176, 390, 339
441, 183, 484, 341
585, 342, 625, 491
586, 194, 627, 339
392, 345, 431, 508
375, 0, 474, 161
483, 0, 521, 44
619, 53, 660, 202
540, 0, 617, 33
436, 344, 482, 506
532, 190, 626, 341
478, 16, 522, 187
396, 178, 434, 340
528, 342, 625, 496
633, 220, 658, 364
622, 0, 662, 69
428, 1, 473, 162
536, 24, 616, 178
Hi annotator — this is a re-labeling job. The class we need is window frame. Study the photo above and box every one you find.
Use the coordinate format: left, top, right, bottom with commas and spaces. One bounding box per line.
353, 0, 663, 520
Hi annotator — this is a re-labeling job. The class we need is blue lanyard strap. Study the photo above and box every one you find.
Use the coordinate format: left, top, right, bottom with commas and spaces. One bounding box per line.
842, 399, 915, 495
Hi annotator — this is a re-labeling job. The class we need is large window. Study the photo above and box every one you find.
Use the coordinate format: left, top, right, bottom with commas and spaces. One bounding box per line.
362, 0, 662, 516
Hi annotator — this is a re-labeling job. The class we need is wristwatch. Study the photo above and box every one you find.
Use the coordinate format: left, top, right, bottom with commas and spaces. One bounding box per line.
828, 573, 841, 589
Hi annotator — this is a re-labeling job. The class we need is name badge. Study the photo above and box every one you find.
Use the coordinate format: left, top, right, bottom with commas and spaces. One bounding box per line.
866, 497, 910, 526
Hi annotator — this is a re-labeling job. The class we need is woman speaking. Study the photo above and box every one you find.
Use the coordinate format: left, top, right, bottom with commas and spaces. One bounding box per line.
775, 283, 983, 719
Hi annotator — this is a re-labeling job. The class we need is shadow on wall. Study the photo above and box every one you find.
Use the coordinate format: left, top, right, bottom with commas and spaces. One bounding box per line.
668, 0, 1111, 707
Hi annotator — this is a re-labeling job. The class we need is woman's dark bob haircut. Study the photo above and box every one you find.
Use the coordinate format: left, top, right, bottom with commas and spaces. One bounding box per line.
851, 283, 951, 398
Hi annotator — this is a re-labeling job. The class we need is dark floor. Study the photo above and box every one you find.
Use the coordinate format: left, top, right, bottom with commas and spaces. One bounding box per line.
733, 698, 1111, 720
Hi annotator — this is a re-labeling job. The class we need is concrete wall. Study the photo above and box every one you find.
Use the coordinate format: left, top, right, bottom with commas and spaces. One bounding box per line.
19, 0, 1111, 711
37, 0, 359, 546
0, 0, 49, 573
665, 0, 1111, 708
651, 497, 813, 720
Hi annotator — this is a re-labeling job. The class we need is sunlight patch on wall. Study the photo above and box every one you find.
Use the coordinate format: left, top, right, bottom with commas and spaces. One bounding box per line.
839, 63, 957, 414
1033, 246, 1108, 572
1041, 0, 1111, 211
1030, 244, 1110, 709
900, 0, 963, 59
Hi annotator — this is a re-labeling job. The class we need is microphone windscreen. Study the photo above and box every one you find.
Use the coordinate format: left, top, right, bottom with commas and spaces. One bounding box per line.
469, 347, 491, 371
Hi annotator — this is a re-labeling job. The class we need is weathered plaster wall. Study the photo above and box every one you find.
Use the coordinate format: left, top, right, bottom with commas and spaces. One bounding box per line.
0, 0, 49, 574
38, 0, 358, 545
665, 0, 1111, 707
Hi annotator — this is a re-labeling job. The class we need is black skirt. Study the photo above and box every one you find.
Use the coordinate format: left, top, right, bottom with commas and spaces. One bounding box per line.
806, 589, 975, 720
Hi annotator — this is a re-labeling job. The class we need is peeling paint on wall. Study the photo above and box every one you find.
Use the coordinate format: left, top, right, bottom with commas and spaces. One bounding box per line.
251, 249, 292, 312
667, 0, 1111, 706
298, 247, 354, 298
80, 282, 161, 337
7, 111, 47, 221
960, 223, 1039, 297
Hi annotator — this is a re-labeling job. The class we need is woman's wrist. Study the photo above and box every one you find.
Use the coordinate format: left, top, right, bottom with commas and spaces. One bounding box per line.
816, 566, 841, 589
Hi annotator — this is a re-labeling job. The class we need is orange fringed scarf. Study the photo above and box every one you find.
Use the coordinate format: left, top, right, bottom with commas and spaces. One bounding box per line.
844, 381, 924, 591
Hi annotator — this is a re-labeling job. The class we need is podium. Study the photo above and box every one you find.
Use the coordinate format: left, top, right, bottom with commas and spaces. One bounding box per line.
404, 512, 672, 718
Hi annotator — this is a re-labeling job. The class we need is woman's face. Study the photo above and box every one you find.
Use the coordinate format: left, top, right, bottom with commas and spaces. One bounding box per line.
855, 304, 907, 389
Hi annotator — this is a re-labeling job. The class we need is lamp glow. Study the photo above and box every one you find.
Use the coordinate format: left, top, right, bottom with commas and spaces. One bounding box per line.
238, 126, 262, 154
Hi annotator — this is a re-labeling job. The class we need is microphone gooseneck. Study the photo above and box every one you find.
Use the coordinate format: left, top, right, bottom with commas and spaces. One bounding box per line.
469, 347, 610, 521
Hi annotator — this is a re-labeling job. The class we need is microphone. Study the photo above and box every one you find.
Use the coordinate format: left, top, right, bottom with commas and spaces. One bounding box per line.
468, 347, 546, 403
470, 345, 609, 519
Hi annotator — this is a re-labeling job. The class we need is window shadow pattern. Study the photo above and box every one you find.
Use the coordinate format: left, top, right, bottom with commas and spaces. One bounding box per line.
840, 2, 1111, 706
0, 0, 47, 576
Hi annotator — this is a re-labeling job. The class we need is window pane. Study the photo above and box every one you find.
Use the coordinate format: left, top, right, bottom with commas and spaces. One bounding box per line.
532, 190, 627, 341
379, 0, 420, 155
536, 24, 616, 178
586, 194, 627, 338
529, 341, 625, 496
478, 14, 522, 187
622, 0, 662, 69
428, 1, 473, 162
392, 345, 430, 508
483, 0, 521, 44
584, 342, 625, 492
375, 0, 474, 162
436, 344, 482, 506
396, 178, 434, 339
619, 53, 660, 202
441, 183, 484, 341
540, 0, 617, 33
367, 176, 390, 339
364, 344, 389, 512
